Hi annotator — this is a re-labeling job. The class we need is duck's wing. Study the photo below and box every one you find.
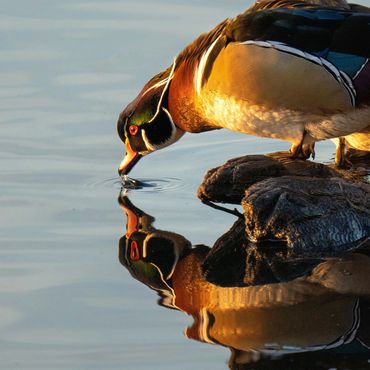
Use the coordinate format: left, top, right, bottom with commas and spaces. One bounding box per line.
226, 7, 370, 59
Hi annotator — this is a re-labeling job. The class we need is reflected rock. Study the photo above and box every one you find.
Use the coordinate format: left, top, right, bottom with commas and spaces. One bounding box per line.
202, 219, 250, 286
203, 219, 323, 287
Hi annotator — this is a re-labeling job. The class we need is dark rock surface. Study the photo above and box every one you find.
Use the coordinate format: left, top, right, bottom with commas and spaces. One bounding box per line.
243, 176, 370, 257
198, 152, 340, 204
198, 152, 370, 259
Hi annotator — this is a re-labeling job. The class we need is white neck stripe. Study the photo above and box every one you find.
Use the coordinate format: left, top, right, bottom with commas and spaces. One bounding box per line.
194, 35, 221, 95
148, 57, 177, 123
141, 77, 169, 98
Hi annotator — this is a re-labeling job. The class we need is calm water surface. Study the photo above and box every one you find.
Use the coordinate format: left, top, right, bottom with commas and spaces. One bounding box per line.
1, 1, 370, 369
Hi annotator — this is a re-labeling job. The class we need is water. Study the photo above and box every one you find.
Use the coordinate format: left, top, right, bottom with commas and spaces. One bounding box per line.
1, 1, 370, 369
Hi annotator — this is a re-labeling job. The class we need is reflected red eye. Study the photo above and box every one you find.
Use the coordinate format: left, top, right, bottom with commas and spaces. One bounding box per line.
129, 125, 139, 136
130, 240, 140, 261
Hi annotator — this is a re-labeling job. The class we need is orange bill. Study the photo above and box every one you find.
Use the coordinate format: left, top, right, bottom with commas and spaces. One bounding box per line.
118, 139, 142, 175
118, 195, 140, 237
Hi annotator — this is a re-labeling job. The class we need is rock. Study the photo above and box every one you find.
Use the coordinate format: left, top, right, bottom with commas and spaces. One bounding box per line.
198, 152, 370, 258
198, 152, 340, 204
243, 176, 370, 257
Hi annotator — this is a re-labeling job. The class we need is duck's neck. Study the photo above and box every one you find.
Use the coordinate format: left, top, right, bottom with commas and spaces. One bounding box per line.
168, 60, 219, 133
167, 20, 228, 133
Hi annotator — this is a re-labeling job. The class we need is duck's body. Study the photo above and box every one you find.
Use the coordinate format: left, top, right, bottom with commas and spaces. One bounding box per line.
171, 37, 370, 144
330, 1, 370, 163
118, 0, 370, 174
334, 125, 370, 164
345, 126, 370, 151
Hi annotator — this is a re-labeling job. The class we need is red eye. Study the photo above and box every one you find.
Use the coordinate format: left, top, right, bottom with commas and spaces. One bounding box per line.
130, 240, 140, 261
129, 125, 139, 136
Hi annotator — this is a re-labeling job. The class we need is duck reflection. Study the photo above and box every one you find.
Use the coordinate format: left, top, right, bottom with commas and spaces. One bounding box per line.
118, 195, 370, 369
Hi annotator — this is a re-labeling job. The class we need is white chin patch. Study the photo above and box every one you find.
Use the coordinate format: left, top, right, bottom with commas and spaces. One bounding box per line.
142, 108, 185, 151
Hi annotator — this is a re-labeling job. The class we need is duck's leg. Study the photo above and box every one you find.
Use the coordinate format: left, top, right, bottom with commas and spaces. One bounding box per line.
290, 130, 314, 160
302, 142, 315, 160
335, 137, 351, 168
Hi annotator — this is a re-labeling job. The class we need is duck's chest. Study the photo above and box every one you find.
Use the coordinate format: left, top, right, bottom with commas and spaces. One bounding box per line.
168, 59, 309, 141
168, 62, 219, 133
197, 94, 310, 142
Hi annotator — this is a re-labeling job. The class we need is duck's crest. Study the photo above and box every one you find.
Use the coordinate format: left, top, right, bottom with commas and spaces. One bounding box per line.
176, 20, 229, 65
141, 67, 173, 99
176, 20, 229, 94
250, 0, 350, 11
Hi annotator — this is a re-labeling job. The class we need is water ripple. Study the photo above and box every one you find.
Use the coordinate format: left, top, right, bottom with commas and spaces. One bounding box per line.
86, 176, 184, 193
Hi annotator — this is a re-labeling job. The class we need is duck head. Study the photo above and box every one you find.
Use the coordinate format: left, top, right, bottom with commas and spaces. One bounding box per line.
117, 64, 184, 176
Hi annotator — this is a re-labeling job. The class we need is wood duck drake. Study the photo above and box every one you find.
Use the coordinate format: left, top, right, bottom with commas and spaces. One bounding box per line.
117, 0, 370, 175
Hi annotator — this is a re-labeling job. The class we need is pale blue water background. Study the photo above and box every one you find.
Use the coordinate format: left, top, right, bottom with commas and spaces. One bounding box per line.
1, 1, 369, 369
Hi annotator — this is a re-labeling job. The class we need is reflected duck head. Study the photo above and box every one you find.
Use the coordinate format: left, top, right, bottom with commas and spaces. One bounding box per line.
117, 64, 185, 176
118, 195, 191, 303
